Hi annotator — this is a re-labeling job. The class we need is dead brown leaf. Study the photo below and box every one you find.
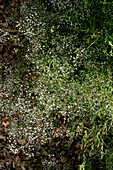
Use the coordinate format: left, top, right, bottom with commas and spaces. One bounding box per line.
3, 148, 10, 157
40, 148, 48, 156
1, 121, 10, 128
17, 139, 26, 146
0, 135, 6, 141
14, 156, 21, 166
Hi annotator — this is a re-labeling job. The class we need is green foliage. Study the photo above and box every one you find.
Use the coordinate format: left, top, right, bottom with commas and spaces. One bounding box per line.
12, 0, 113, 169
36, 1, 112, 168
